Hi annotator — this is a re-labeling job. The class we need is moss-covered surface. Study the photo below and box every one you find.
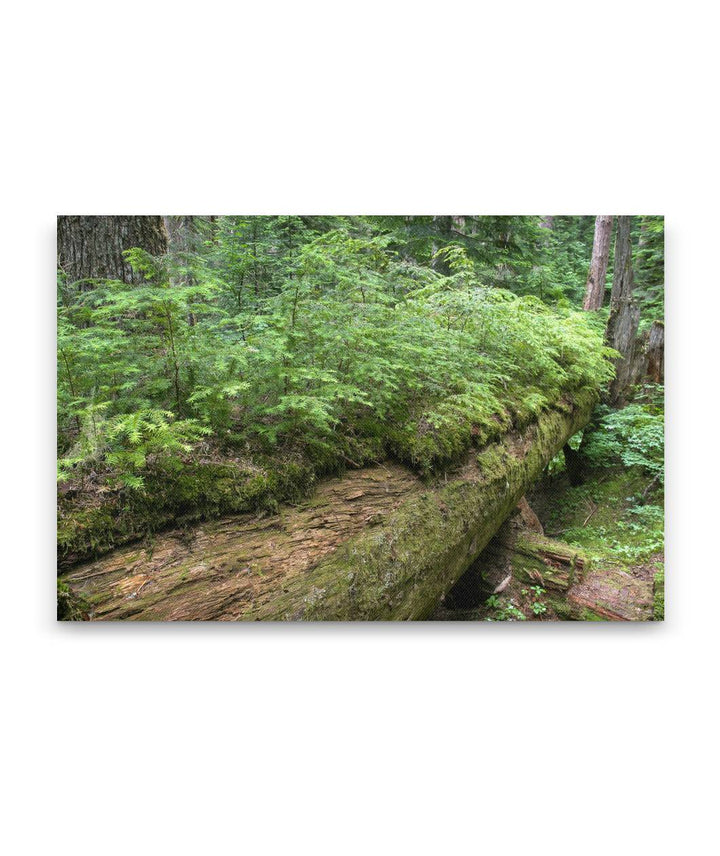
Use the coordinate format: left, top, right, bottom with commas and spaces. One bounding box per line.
57, 388, 594, 571
60, 463, 424, 621
60, 390, 597, 621
532, 468, 664, 567
510, 533, 589, 591
56, 580, 90, 620
249, 389, 597, 620
57, 456, 319, 568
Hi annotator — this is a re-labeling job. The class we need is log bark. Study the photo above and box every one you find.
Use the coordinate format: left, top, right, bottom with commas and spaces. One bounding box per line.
57, 216, 168, 286
583, 215, 613, 310
60, 389, 597, 621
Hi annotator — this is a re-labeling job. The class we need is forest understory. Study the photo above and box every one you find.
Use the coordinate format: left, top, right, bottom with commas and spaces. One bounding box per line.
57, 215, 664, 621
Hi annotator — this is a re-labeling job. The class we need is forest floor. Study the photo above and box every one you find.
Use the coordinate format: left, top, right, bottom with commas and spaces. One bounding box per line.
434, 466, 664, 621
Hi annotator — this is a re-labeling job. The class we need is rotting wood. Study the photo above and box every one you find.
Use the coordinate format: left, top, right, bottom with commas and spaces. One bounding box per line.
479, 525, 589, 594
60, 389, 597, 621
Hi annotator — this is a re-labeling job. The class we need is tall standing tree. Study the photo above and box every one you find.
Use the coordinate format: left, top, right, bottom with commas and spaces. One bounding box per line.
57, 216, 168, 286
582, 215, 613, 310
606, 216, 640, 405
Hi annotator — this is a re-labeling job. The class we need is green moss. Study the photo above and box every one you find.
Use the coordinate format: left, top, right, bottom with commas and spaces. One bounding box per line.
548, 598, 575, 620
387, 416, 473, 477
248, 391, 597, 620
58, 387, 598, 597
57, 455, 319, 567
57, 579, 89, 620
539, 467, 664, 566
511, 534, 588, 591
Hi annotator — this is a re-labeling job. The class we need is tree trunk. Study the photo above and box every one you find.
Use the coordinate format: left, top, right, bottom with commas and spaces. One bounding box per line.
582, 215, 613, 310
57, 216, 169, 286
646, 320, 665, 383
606, 216, 640, 406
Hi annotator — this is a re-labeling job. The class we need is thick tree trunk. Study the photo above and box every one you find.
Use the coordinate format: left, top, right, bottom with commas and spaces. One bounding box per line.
606, 216, 640, 406
59, 389, 597, 620
57, 216, 169, 285
582, 215, 613, 310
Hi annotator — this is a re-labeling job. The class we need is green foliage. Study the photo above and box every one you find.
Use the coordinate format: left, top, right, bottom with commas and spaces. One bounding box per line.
541, 467, 664, 567
582, 386, 664, 481
58, 405, 211, 489
58, 219, 615, 493
57, 580, 89, 620
485, 597, 527, 621
633, 216, 664, 324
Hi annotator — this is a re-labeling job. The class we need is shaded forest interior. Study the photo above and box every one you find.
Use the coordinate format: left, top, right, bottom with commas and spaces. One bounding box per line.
57, 215, 664, 620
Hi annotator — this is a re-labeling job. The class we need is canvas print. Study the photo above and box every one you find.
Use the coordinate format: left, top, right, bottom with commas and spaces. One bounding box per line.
57, 216, 664, 621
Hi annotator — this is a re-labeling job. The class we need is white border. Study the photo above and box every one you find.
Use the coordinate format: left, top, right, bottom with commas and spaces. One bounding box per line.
3, 2, 715, 854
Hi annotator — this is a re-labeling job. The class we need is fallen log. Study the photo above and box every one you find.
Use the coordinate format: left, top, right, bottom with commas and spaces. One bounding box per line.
60, 388, 597, 620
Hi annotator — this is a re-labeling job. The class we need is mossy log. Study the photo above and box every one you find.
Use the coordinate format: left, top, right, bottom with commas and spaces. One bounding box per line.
509, 534, 588, 591
60, 389, 597, 621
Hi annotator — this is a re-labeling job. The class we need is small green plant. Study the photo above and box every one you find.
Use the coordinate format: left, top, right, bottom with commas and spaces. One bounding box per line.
484, 594, 527, 621
502, 602, 527, 621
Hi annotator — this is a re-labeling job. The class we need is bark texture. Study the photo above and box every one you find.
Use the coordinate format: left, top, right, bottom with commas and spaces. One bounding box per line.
57, 216, 169, 285
60, 390, 596, 621
646, 320, 665, 383
606, 216, 640, 405
583, 215, 613, 310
